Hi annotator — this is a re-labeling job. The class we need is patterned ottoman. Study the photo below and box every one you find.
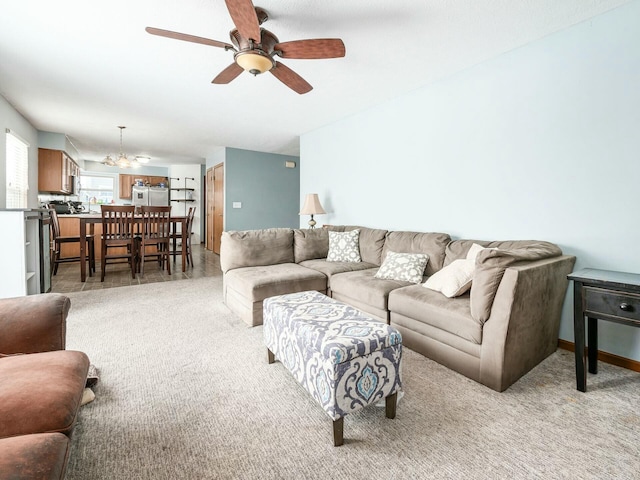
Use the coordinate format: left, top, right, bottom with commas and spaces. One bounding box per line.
263, 291, 403, 446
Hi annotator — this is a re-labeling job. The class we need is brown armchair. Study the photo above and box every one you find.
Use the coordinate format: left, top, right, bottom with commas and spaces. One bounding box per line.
0, 293, 70, 354
0, 293, 89, 480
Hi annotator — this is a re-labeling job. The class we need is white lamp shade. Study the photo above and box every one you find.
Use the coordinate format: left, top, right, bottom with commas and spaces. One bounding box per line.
299, 194, 326, 215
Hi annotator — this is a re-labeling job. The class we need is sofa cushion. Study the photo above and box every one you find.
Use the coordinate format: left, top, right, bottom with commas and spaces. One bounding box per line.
327, 230, 361, 262
0, 433, 70, 480
294, 228, 329, 263
375, 251, 429, 284
220, 228, 294, 273
298, 259, 379, 287
0, 350, 90, 438
389, 285, 482, 344
471, 242, 563, 323
224, 263, 327, 302
382, 231, 451, 276
331, 269, 413, 311
424, 259, 475, 298
444, 240, 493, 267
444, 239, 555, 267
327, 226, 388, 265
466, 243, 496, 261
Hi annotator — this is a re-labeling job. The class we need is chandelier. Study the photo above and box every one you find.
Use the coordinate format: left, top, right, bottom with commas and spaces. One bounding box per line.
102, 126, 146, 168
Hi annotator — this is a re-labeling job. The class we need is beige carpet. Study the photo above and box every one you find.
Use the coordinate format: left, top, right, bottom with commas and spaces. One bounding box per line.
64, 277, 640, 479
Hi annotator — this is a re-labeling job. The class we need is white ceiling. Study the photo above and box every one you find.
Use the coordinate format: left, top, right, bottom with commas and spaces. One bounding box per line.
0, 0, 631, 166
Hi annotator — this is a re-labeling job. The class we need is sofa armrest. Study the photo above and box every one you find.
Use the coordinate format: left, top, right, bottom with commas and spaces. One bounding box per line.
479, 255, 576, 391
0, 294, 70, 354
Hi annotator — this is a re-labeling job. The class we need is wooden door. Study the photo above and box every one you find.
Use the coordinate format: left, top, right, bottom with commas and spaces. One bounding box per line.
213, 163, 224, 254
206, 168, 215, 251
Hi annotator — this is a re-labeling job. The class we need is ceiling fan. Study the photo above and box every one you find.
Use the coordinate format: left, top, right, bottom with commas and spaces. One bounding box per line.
146, 0, 346, 94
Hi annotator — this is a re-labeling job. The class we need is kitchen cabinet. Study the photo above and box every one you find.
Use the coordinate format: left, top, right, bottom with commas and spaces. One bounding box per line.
0, 210, 51, 299
149, 176, 168, 186
38, 148, 79, 194
119, 174, 168, 199
119, 174, 133, 199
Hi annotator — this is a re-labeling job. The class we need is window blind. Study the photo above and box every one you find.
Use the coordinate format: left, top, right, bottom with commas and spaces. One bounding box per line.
5, 129, 29, 208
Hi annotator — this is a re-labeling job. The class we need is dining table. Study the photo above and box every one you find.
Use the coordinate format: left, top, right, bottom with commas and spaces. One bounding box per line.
76, 213, 189, 282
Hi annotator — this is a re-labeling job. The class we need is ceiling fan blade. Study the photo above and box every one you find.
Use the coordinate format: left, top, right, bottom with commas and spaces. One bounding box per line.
270, 61, 312, 95
146, 27, 233, 50
212, 63, 244, 84
274, 39, 346, 59
224, 0, 261, 42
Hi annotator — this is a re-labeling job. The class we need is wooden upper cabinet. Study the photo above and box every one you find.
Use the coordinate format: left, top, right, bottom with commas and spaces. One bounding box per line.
38, 148, 78, 194
118, 175, 168, 199
119, 174, 133, 199
148, 176, 168, 186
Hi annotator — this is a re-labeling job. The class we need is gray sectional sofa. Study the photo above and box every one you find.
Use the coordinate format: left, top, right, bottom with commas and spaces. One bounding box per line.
220, 226, 575, 392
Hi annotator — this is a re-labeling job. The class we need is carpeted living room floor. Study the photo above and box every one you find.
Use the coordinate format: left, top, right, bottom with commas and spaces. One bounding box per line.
63, 272, 640, 479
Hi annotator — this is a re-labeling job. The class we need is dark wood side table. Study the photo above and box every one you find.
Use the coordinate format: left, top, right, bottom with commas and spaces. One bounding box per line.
568, 268, 640, 392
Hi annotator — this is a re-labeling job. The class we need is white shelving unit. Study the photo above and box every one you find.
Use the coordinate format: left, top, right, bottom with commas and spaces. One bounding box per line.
0, 210, 45, 299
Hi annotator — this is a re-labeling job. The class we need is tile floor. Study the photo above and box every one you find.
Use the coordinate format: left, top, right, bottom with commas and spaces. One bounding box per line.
51, 244, 222, 293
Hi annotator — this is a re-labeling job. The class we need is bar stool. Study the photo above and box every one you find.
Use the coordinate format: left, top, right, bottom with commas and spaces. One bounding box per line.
138, 205, 172, 277
170, 206, 195, 266
48, 207, 96, 276
100, 205, 136, 281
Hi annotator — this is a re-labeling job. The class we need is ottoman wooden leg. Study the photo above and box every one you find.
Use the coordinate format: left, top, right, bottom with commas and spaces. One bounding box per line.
385, 392, 398, 419
333, 418, 344, 447
267, 348, 275, 364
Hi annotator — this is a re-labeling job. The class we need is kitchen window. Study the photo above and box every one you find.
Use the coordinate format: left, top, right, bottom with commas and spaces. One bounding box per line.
5, 129, 29, 208
79, 174, 115, 211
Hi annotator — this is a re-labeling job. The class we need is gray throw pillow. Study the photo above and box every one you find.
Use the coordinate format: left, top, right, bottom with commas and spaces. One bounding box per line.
327, 230, 361, 262
375, 251, 429, 284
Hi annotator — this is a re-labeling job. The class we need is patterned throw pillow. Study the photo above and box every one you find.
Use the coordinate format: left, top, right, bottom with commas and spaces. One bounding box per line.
375, 251, 429, 284
327, 230, 362, 262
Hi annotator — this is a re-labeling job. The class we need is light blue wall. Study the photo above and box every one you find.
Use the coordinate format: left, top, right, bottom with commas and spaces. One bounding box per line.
0, 95, 39, 208
205, 147, 225, 170
225, 147, 300, 231
301, 2, 640, 361
37, 131, 82, 167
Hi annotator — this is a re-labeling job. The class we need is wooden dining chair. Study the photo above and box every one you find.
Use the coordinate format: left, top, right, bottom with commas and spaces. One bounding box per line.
170, 206, 195, 266
138, 205, 172, 277
48, 206, 96, 276
100, 205, 136, 282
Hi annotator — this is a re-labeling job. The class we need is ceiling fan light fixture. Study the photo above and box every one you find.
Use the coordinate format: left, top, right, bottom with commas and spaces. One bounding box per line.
235, 50, 274, 75
104, 126, 146, 169
146, 1, 345, 93
116, 153, 131, 169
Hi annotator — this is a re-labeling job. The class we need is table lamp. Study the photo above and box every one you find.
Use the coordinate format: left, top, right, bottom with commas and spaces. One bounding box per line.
299, 193, 326, 229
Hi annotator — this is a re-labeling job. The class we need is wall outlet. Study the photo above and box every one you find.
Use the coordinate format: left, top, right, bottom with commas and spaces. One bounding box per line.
233, 202, 242, 209
285, 161, 296, 168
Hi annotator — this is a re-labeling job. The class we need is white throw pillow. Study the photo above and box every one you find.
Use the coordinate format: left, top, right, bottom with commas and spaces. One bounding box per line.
327, 230, 361, 262
375, 251, 429, 284
466, 243, 497, 262
466, 243, 485, 261
423, 259, 475, 298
